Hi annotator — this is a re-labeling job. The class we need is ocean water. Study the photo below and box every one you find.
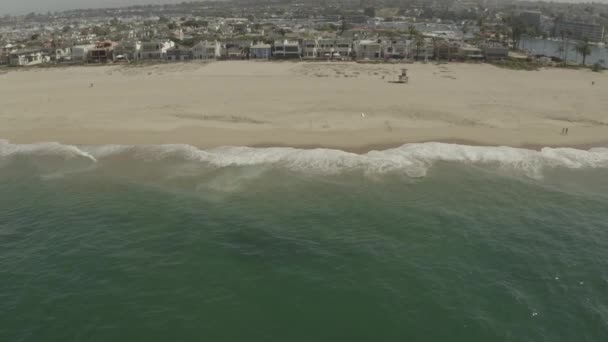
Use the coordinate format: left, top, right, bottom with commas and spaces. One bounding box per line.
2, 139, 608, 341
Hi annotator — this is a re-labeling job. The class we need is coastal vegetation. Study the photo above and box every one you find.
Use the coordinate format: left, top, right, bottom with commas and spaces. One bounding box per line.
489, 59, 540, 71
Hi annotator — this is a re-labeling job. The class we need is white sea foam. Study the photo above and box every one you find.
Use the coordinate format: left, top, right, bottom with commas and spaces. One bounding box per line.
0, 139, 97, 162
1, 139, 608, 178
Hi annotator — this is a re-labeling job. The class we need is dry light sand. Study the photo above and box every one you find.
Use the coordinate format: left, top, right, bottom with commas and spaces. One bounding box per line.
1, 61, 607, 151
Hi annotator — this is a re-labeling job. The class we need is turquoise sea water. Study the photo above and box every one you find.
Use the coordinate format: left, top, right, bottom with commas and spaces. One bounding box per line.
2, 140, 608, 341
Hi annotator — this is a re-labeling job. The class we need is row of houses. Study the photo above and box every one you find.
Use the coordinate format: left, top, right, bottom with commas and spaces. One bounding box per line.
4, 38, 509, 66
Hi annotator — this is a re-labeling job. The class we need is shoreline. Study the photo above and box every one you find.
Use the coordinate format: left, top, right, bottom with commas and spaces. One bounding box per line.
3, 128, 607, 154
1, 61, 606, 152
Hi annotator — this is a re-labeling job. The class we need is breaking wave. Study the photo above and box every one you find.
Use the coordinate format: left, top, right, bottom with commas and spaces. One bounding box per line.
1, 139, 608, 178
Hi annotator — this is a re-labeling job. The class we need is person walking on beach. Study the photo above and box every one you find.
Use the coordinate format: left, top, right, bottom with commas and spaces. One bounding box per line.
566, 128, 569, 135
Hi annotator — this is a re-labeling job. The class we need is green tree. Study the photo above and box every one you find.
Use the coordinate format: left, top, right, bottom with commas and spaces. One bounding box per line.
319, 24, 337, 32
504, 16, 537, 50
462, 22, 469, 40
511, 25, 522, 49
576, 39, 592, 65
408, 25, 418, 38
556, 45, 565, 60
91, 26, 109, 37
183, 19, 206, 28
415, 33, 425, 60
340, 16, 349, 35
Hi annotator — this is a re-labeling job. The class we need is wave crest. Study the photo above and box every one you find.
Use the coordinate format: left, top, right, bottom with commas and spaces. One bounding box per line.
1, 139, 608, 178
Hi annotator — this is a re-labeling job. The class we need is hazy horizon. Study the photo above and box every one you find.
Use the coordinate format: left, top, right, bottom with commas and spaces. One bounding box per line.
1, 0, 606, 16
2, 0, 199, 15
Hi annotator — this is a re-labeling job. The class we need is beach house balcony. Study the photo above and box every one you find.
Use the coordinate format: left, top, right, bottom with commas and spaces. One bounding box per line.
8, 49, 46, 66
355, 40, 383, 60
250, 43, 271, 59
87, 41, 115, 64
272, 40, 301, 59
139, 40, 175, 60
166, 45, 194, 61
192, 41, 220, 60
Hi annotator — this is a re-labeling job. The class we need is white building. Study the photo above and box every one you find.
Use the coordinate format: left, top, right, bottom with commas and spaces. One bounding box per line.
53, 47, 72, 62
9, 50, 46, 66
383, 39, 410, 59
192, 41, 220, 59
355, 40, 383, 59
114, 41, 141, 61
302, 39, 353, 59
138, 40, 175, 60
302, 39, 317, 58
72, 44, 95, 62
333, 39, 353, 59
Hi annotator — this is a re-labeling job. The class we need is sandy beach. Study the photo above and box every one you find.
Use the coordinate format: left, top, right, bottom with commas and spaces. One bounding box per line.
1, 61, 607, 151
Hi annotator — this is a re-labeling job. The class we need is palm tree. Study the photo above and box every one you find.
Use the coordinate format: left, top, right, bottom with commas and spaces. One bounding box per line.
415, 33, 425, 61
563, 30, 573, 61
511, 25, 524, 50
556, 45, 565, 61
447, 41, 452, 62
576, 39, 592, 65
431, 37, 437, 61
339, 16, 348, 35
408, 25, 418, 39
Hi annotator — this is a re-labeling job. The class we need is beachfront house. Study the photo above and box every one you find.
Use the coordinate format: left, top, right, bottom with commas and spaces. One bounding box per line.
166, 45, 194, 61
383, 39, 409, 59
334, 39, 353, 59
458, 45, 484, 60
354, 40, 383, 59
8, 49, 47, 66
53, 47, 72, 62
221, 40, 251, 59
318, 38, 352, 59
139, 40, 175, 60
114, 41, 141, 61
87, 41, 115, 63
192, 41, 220, 59
317, 38, 337, 58
302, 39, 317, 58
481, 43, 509, 60
434, 40, 460, 60
72, 44, 95, 62
1, 44, 16, 65
302, 38, 353, 59
250, 43, 271, 59
272, 40, 301, 59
